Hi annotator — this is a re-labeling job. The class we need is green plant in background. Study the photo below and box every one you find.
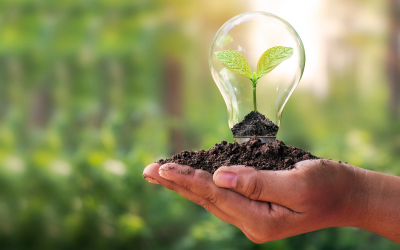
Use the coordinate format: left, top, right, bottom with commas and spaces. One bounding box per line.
215, 46, 293, 111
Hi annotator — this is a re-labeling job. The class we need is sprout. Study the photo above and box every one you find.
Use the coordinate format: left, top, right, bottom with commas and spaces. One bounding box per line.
215, 46, 293, 111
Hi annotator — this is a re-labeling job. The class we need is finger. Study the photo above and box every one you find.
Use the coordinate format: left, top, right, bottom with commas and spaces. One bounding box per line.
293, 159, 332, 170
143, 163, 239, 226
158, 163, 272, 221
143, 163, 161, 184
213, 165, 297, 206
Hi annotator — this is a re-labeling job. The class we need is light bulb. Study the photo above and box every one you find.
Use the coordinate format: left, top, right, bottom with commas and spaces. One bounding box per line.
209, 11, 305, 143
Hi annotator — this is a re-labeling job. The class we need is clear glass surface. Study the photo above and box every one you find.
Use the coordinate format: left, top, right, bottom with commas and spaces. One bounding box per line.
209, 11, 305, 130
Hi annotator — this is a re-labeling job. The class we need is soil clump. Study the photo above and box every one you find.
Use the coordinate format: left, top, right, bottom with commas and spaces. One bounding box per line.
231, 111, 279, 136
157, 136, 320, 174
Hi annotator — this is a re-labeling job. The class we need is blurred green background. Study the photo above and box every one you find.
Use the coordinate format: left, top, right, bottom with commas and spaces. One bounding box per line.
1, 0, 400, 249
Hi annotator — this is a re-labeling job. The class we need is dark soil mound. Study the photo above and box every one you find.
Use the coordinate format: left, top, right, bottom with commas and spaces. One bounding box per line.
231, 111, 279, 136
157, 136, 321, 174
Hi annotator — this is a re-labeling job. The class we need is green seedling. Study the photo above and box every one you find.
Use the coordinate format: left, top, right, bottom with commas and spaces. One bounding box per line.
215, 46, 293, 111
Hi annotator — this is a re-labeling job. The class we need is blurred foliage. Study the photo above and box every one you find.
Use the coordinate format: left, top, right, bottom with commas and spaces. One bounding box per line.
0, 0, 399, 249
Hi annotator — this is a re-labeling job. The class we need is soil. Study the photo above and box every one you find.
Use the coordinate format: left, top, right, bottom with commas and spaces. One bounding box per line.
231, 111, 279, 137
157, 136, 321, 174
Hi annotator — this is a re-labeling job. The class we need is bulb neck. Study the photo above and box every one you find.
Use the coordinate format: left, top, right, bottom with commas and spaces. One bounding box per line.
234, 136, 276, 144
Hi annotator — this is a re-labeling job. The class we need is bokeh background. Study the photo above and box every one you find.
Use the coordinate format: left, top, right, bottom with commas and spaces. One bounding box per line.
1, 0, 400, 249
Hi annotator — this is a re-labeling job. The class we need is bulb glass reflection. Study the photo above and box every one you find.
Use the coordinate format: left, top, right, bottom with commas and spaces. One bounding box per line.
209, 11, 305, 132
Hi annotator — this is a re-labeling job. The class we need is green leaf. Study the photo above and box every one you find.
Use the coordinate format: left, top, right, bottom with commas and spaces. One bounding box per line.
256, 46, 293, 79
215, 50, 252, 79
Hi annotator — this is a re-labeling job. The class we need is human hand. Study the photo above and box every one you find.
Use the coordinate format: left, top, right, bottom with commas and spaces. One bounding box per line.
143, 159, 369, 243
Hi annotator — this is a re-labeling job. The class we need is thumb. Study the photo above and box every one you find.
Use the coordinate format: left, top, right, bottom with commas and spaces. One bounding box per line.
213, 165, 295, 204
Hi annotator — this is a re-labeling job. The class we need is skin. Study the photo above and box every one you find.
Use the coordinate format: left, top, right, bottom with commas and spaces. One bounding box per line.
143, 159, 400, 244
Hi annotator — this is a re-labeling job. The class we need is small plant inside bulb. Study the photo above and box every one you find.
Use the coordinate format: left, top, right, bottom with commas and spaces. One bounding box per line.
215, 46, 293, 137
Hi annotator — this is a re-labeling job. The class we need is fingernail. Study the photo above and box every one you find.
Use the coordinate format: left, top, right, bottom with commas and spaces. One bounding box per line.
146, 178, 159, 184
214, 172, 237, 188
158, 164, 175, 180
143, 173, 160, 184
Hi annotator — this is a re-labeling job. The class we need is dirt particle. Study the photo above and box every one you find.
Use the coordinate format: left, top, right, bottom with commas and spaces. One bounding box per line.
176, 167, 192, 175
159, 165, 176, 175
198, 171, 212, 181
160, 165, 175, 171
143, 173, 157, 181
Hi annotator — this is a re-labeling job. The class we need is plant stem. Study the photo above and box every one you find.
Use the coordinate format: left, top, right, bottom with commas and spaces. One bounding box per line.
253, 85, 257, 111
251, 79, 258, 111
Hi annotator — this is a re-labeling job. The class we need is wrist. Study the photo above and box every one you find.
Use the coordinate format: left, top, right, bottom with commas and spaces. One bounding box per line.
345, 167, 400, 243
345, 167, 375, 229
328, 165, 370, 228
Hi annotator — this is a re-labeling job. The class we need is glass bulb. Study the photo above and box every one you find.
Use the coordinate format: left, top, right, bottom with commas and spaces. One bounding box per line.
209, 11, 305, 142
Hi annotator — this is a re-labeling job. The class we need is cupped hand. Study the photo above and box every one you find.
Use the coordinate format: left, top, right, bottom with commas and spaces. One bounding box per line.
143, 160, 368, 243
